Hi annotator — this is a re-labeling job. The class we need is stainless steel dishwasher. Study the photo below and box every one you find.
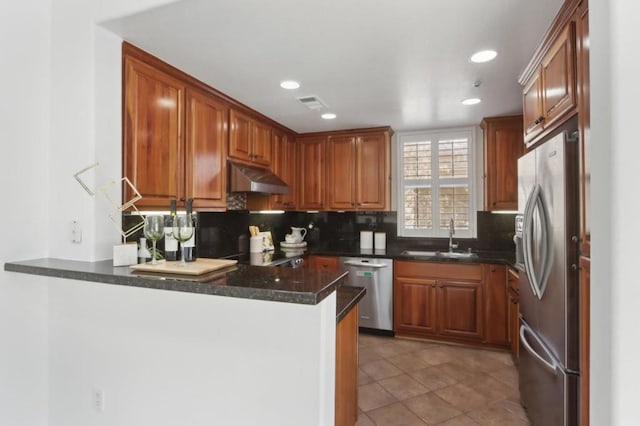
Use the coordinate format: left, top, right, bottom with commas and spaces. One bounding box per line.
339, 257, 393, 334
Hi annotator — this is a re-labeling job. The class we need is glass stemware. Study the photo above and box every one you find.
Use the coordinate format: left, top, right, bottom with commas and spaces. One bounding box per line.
172, 213, 194, 267
143, 215, 165, 265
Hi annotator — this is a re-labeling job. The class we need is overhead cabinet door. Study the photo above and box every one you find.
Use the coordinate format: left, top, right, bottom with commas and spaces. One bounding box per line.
124, 56, 185, 207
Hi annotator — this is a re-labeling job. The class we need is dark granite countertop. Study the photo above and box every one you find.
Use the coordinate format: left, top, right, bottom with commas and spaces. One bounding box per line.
301, 241, 516, 267
4, 258, 348, 306
336, 286, 366, 323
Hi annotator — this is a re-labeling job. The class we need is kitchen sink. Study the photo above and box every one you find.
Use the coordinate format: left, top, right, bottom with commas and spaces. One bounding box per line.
402, 250, 477, 259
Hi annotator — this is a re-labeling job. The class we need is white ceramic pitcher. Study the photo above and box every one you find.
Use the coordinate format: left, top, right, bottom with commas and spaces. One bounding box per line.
290, 227, 307, 243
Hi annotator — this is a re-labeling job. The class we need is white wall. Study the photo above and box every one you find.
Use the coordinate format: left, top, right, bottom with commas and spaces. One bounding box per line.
48, 280, 336, 426
591, 0, 640, 424
0, 1, 52, 425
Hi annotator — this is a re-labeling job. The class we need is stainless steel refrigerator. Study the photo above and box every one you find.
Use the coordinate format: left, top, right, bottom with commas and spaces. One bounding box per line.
516, 129, 580, 426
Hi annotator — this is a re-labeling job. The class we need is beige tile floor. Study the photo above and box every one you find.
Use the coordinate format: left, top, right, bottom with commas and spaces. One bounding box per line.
356, 334, 530, 426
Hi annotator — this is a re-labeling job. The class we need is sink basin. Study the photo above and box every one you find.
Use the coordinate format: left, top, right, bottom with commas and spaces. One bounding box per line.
402, 250, 477, 259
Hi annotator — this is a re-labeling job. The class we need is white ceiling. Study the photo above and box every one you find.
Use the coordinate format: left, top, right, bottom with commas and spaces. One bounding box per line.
103, 0, 563, 134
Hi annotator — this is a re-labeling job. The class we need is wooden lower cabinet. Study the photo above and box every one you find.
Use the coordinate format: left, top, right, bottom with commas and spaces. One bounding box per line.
335, 305, 358, 426
306, 255, 340, 271
506, 267, 520, 360
394, 260, 509, 348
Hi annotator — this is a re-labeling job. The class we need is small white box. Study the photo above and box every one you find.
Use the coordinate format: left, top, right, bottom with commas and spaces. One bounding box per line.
113, 243, 138, 266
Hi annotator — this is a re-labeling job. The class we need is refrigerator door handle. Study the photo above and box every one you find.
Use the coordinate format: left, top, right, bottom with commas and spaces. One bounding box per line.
522, 184, 541, 298
534, 191, 552, 298
520, 323, 558, 374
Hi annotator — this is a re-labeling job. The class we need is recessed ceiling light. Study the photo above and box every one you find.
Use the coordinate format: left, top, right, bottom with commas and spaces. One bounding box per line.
321, 113, 337, 120
462, 98, 481, 105
280, 80, 300, 90
470, 50, 498, 63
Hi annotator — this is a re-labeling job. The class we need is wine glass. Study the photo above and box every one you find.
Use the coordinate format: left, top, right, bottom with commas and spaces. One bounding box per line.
143, 215, 165, 265
172, 214, 193, 267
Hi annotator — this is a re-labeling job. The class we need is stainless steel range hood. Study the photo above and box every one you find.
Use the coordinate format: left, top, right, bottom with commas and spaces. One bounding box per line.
228, 161, 289, 194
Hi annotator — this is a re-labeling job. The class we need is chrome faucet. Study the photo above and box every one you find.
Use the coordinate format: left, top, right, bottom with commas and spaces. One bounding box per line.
449, 218, 458, 252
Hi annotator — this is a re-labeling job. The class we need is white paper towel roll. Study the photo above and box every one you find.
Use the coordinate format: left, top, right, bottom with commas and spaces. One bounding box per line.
374, 232, 386, 250
360, 231, 373, 249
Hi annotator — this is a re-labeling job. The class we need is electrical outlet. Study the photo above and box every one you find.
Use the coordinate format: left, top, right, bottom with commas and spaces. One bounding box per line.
93, 389, 104, 412
71, 220, 82, 244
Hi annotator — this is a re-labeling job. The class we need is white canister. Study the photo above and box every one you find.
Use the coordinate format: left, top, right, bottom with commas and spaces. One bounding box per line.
360, 231, 373, 249
374, 232, 387, 250
250, 236, 264, 253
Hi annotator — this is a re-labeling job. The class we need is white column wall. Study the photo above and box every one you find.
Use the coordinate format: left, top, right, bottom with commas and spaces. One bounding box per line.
49, 281, 336, 426
591, 0, 640, 424
0, 1, 52, 425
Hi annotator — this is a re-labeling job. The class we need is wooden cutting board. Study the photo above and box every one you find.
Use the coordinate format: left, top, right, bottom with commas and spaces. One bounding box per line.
130, 258, 238, 276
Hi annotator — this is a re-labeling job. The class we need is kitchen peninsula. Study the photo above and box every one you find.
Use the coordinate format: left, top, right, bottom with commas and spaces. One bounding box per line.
5, 258, 362, 426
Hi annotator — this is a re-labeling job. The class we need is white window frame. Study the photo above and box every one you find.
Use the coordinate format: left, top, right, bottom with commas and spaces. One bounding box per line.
396, 128, 477, 238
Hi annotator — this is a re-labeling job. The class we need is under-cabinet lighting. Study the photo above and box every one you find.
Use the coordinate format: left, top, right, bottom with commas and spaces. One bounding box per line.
306, 211, 320, 214
280, 80, 300, 90
321, 113, 337, 120
462, 98, 481, 105
250, 210, 285, 214
491, 210, 518, 214
470, 50, 498, 63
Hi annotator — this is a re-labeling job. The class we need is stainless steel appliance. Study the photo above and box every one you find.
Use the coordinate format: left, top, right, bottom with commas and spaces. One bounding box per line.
339, 257, 393, 333
517, 130, 580, 425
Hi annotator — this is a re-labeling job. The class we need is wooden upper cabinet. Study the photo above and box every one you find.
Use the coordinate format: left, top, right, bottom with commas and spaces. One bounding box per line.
185, 88, 228, 210
481, 115, 525, 211
357, 133, 389, 210
298, 136, 326, 210
271, 130, 297, 210
541, 23, 576, 129
325, 129, 391, 211
521, 21, 577, 147
522, 73, 544, 142
123, 56, 185, 208
229, 109, 272, 167
326, 136, 357, 210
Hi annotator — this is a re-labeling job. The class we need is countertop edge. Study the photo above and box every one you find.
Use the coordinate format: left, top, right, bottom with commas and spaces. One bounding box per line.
4, 259, 346, 306
336, 286, 366, 323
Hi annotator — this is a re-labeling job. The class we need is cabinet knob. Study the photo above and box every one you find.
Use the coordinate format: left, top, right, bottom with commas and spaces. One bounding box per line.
534, 115, 545, 125
431, 284, 436, 288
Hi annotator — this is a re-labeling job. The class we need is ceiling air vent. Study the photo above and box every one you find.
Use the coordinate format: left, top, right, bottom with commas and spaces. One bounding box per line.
297, 96, 328, 110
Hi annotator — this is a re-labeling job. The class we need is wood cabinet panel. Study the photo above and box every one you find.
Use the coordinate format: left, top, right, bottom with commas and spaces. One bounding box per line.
326, 136, 357, 210
298, 136, 326, 210
252, 120, 272, 167
394, 277, 438, 335
335, 304, 358, 426
541, 23, 576, 129
306, 255, 340, 271
483, 264, 508, 345
394, 261, 490, 344
271, 130, 297, 210
123, 56, 185, 208
523, 73, 544, 142
185, 88, 228, 210
438, 280, 483, 341
228, 109, 253, 162
481, 115, 525, 211
229, 109, 272, 168
577, 5, 590, 257
507, 267, 520, 360
521, 21, 577, 147
357, 133, 389, 210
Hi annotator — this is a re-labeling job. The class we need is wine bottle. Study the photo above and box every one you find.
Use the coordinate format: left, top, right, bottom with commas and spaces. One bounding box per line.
164, 200, 178, 261
138, 237, 151, 264
182, 198, 197, 262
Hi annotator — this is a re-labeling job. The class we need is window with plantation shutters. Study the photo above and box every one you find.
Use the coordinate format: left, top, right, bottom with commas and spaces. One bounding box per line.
397, 129, 476, 238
